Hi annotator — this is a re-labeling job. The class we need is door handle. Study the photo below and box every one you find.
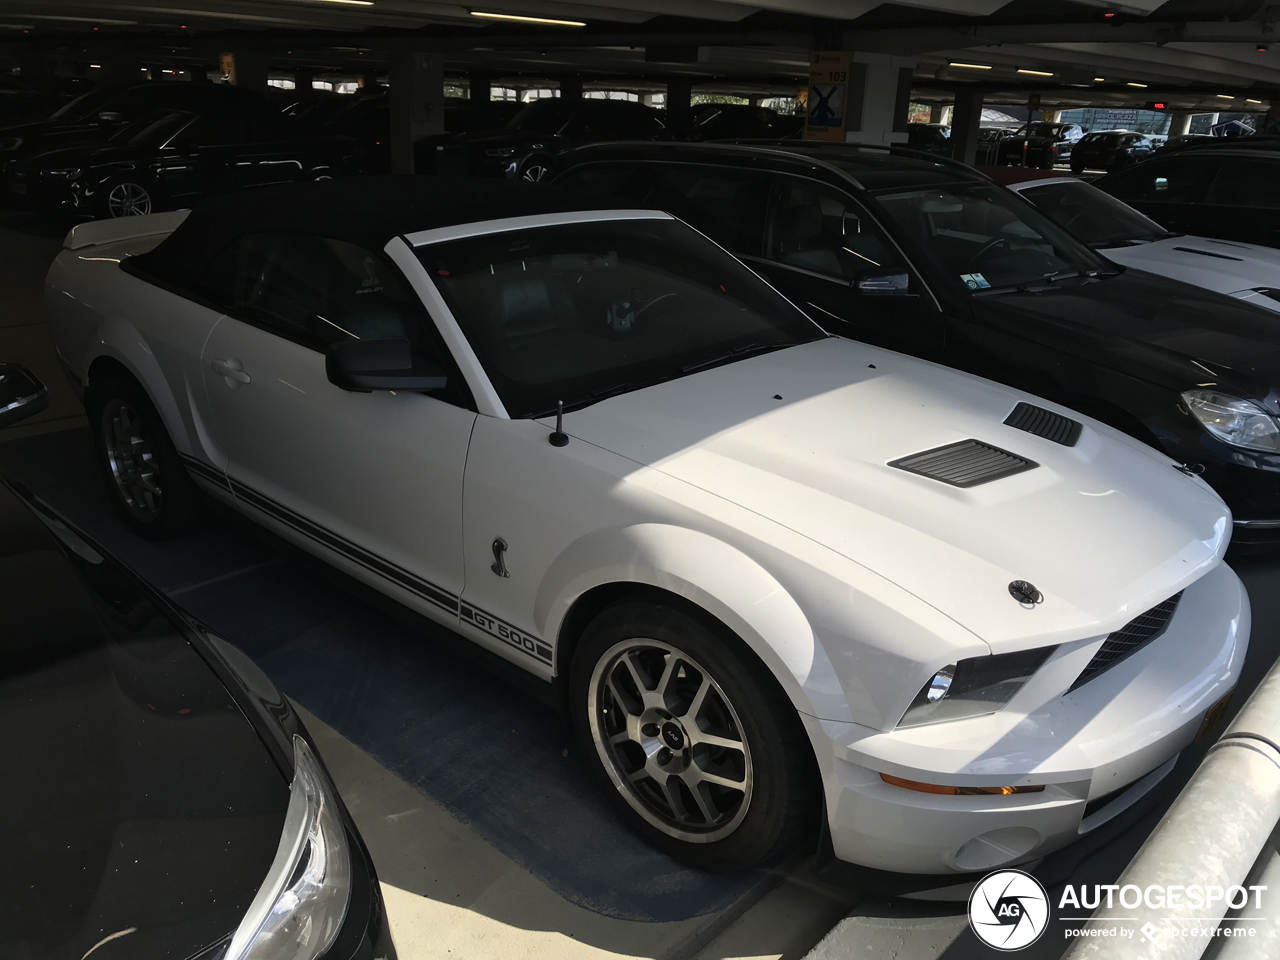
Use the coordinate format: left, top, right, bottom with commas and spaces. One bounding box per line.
210, 357, 251, 384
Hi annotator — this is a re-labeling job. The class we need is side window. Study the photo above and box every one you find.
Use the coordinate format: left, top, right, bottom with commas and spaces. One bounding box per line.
651, 165, 767, 254
1102, 158, 1220, 203
554, 162, 652, 201
1205, 159, 1280, 208
766, 177, 901, 282
195, 234, 471, 406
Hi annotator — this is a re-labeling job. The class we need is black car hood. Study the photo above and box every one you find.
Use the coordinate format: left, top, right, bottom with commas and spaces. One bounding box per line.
0, 486, 288, 960
969, 266, 1280, 401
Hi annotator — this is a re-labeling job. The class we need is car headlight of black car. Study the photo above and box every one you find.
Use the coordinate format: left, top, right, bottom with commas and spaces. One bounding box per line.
484, 147, 516, 158
42, 167, 82, 180
225, 735, 352, 960
899, 647, 1056, 727
1182, 389, 1280, 454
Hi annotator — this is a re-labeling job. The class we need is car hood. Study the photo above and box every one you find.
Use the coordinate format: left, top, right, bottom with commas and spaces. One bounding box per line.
0, 486, 287, 960
1100, 235, 1280, 306
563, 337, 1230, 651
969, 267, 1280, 399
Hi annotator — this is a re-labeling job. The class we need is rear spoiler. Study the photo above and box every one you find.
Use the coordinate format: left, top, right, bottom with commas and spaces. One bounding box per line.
63, 209, 190, 250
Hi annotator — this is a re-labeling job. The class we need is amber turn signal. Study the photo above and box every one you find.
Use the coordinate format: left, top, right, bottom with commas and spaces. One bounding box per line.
880, 773, 1045, 796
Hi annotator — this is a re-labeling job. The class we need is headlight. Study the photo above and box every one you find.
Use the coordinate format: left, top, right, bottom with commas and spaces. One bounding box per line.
42, 167, 82, 180
484, 147, 516, 158
899, 647, 1055, 727
0, 136, 23, 151
1182, 389, 1280, 453
226, 735, 352, 960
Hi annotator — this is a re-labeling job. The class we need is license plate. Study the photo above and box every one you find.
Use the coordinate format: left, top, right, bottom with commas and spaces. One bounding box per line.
1196, 688, 1235, 740
9, 181, 26, 195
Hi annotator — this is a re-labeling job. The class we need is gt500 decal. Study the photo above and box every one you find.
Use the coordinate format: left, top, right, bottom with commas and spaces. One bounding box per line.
461, 603, 553, 664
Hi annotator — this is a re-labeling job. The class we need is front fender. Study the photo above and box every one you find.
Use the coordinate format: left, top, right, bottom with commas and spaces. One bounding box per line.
534, 523, 841, 720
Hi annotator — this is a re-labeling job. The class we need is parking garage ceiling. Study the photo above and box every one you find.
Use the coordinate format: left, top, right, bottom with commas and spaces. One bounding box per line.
5, 0, 1280, 109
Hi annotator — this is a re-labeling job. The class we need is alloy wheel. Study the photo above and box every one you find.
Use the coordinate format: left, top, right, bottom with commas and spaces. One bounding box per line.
521, 163, 548, 182
107, 182, 152, 217
101, 398, 162, 521
588, 638, 753, 843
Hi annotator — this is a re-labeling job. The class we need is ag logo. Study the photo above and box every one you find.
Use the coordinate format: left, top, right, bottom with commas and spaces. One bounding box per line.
968, 870, 1049, 951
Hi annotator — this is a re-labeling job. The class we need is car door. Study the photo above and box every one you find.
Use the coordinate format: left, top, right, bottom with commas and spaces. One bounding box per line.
759, 176, 944, 358
193, 232, 476, 620
1198, 157, 1280, 248
1098, 156, 1222, 237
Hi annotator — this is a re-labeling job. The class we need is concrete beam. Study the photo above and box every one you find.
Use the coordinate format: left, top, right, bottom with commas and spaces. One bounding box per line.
843, 52, 915, 146
388, 47, 445, 175
949, 86, 983, 165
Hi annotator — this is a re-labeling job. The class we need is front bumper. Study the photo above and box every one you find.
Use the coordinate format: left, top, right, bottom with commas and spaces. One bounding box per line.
807, 561, 1249, 875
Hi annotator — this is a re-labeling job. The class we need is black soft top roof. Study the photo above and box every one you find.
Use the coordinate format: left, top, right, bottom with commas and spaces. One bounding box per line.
134, 175, 626, 289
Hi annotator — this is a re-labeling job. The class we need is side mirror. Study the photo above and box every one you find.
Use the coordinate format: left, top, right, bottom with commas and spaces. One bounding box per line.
97, 110, 123, 123
325, 338, 448, 392
0, 363, 48, 426
856, 269, 911, 296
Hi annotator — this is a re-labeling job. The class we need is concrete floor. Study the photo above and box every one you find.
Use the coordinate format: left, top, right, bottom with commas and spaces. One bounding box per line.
3, 206, 1277, 960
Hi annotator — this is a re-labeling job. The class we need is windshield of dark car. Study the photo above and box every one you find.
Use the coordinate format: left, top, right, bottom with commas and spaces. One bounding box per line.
110, 110, 195, 146
506, 100, 575, 134
1016, 180, 1171, 247
49, 89, 106, 121
873, 183, 1105, 292
418, 218, 824, 417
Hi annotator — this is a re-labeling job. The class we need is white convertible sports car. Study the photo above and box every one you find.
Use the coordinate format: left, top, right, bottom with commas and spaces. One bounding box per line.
45, 177, 1249, 879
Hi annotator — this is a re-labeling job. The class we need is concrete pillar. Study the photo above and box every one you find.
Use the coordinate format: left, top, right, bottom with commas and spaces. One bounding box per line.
1042, 106, 1060, 122
294, 68, 315, 97
667, 78, 693, 129
466, 70, 494, 128
842, 53, 916, 146
559, 75, 583, 101
221, 51, 268, 91
1169, 110, 1192, 136
949, 87, 985, 166
388, 47, 444, 175
97, 50, 143, 85
190, 61, 210, 83
928, 103, 944, 123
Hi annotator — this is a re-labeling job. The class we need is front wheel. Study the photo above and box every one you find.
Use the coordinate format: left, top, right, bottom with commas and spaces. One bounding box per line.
519, 155, 551, 182
104, 180, 154, 218
570, 601, 819, 871
86, 377, 198, 539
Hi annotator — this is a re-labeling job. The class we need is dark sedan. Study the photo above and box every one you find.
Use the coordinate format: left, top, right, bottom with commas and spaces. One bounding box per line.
997, 121, 1084, 168
681, 104, 803, 141
1096, 144, 1280, 249
553, 141, 1280, 542
1070, 131, 1156, 173
0, 374, 394, 960
905, 122, 950, 156
431, 97, 668, 181
9, 107, 355, 218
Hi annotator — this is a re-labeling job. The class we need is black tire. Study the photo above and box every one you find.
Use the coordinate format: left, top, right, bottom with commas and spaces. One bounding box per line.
570, 600, 819, 871
86, 376, 198, 539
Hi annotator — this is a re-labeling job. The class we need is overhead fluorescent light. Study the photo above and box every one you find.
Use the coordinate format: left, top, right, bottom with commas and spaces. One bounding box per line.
948, 62, 991, 70
1017, 68, 1053, 77
1247, 98, 1263, 104
470, 11, 586, 25
1217, 94, 1235, 99
89, 63, 100, 68
1094, 77, 1106, 82
304, 0, 374, 4
1126, 82, 1147, 88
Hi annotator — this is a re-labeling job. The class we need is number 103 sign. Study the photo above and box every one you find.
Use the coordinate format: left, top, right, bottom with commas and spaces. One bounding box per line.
805, 52, 850, 142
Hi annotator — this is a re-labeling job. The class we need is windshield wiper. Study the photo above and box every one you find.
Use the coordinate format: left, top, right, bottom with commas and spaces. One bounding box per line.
681, 341, 789, 375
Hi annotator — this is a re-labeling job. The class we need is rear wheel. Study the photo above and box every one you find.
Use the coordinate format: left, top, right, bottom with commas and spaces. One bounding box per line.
87, 376, 198, 539
571, 600, 819, 871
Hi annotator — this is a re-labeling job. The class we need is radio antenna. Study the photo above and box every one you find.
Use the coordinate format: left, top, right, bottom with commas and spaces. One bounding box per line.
549, 400, 569, 447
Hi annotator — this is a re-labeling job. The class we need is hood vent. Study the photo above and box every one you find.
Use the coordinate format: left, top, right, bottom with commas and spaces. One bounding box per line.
1069, 591, 1183, 692
890, 439, 1037, 488
1004, 402, 1082, 447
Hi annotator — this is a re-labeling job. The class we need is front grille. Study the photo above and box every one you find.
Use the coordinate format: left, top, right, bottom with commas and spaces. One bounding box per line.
1004, 402, 1082, 447
1069, 592, 1184, 692
889, 439, 1037, 488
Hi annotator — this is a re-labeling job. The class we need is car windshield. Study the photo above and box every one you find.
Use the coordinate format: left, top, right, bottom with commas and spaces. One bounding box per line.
873, 183, 1105, 292
49, 89, 108, 121
1015, 180, 1172, 247
506, 100, 575, 134
418, 218, 824, 418
109, 109, 195, 146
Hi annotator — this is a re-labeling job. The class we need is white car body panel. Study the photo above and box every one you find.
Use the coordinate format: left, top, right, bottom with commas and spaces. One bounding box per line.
1007, 177, 1280, 312
45, 208, 1250, 876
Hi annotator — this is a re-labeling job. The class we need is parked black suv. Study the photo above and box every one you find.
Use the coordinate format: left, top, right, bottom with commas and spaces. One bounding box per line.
552, 141, 1280, 541
1069, 131, 1156, 173
1096, 143, 1280, 249
997, 121, 1084, 168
